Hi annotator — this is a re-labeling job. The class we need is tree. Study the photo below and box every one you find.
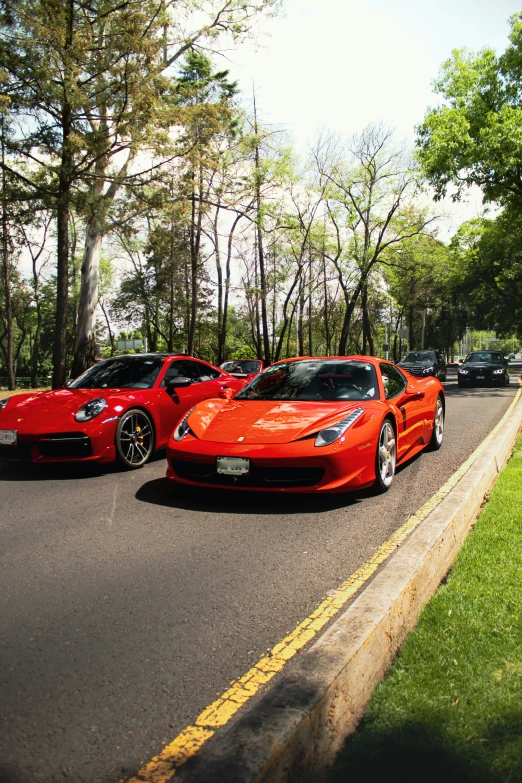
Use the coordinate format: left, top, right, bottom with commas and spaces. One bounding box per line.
450, 211, 522, 338
416, 13, 522, 208
0, 0, 278, 385
315, 125, 435, 354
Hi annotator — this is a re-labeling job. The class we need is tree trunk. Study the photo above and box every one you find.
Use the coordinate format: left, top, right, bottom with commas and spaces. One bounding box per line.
71, 220, 102, 377
1, 118, 14, 390
52, 0, 74, 390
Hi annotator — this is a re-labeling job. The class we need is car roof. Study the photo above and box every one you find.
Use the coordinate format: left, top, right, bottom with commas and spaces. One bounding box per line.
104, 353, 203, 361
270, 355, 383, 366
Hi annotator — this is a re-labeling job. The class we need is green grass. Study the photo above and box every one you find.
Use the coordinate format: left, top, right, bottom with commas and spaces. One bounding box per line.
327, 434, 522, 783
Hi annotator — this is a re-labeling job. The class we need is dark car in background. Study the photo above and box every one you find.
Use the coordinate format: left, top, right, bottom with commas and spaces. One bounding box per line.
457, 351, 510, 387
397, 350, 447, 382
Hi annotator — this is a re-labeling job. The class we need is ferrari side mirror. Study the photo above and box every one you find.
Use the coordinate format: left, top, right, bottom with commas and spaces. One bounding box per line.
218, 387, 234, 400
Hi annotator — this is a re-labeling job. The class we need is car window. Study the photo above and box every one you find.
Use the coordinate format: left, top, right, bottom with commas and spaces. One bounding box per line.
379, 363, 407, 399
161, 359, 201, 385
235, 360, 378, 401
196, 362, 221, 381
70, 357, 163, 389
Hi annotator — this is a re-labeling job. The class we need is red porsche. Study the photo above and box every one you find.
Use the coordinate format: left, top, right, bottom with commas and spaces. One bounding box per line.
166, 356, 445, 493
0, 354, 244, 468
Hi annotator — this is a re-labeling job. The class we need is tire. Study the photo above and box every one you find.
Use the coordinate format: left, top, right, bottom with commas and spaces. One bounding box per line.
374, 418, 396, 493
115, 408, 155, 468
427, 395, 444, 451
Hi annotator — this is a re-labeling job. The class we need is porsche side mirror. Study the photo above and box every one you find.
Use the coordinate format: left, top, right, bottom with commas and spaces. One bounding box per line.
218, 386, 234, 400
459, 359, 463, 363
166, 377, 192, 394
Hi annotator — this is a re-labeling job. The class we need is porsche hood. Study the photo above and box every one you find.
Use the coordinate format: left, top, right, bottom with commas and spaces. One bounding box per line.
187, 399, 373, 445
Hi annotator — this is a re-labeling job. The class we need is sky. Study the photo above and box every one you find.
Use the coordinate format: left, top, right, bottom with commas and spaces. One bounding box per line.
224, 0, 522, 235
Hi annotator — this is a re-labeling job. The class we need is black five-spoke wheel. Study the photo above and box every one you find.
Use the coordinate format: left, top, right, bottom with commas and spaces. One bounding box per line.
116, 408, 154, 468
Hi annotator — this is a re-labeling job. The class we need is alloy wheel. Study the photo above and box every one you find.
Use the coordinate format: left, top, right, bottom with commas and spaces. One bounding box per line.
377, 420, 396, 490
116, 409, 154, 468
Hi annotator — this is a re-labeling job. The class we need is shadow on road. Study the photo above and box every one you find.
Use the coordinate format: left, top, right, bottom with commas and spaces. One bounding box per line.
0, 449, 167, 482
442, 383, 515, 398
135, 476, 368, 515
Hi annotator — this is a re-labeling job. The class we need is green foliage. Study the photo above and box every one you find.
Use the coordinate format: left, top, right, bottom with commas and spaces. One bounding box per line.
449, 211, 522, 338
416, 13, 522, 207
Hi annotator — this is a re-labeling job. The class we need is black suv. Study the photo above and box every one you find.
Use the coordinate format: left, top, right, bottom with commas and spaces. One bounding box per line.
457, 351, 509, 387
397, 349, 447, 381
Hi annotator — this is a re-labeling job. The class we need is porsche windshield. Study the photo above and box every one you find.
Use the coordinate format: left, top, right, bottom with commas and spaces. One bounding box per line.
235, 360, 378, 401
69, 357, 163, 389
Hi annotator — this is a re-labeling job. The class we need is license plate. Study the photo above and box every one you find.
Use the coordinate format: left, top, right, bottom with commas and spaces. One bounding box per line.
476, 375, 485, 379
0, 430, 17, 445
216, 456, 250, 475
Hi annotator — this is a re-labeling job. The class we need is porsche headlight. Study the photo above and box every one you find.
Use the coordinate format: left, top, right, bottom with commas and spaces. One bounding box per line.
173, 407, 195, 442
458, 368, 469, 375
0, 397, 10, 411
493, 368, 504, 374
74, 397, 107, 422
315, 408, 364, 448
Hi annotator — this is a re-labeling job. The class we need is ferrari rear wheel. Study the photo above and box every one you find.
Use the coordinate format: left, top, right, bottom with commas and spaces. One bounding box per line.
116, 409, 154, 469
428, 395, 444, 451
374, 419, 396, 493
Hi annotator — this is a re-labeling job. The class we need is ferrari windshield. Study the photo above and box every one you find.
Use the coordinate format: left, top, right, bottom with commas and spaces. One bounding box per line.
235, 360, 378, 401
221, 360, 261, 374
69, 357, 163, 389
465, 352, 503, 363
401, 351, 436, 364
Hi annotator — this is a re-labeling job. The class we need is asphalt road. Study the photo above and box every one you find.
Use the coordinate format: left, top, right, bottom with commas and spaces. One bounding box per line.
0, 369, 520, 783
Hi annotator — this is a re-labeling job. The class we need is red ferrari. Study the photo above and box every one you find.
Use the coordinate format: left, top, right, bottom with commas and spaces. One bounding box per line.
0, 354, 244, 468
166, 356, 445, 493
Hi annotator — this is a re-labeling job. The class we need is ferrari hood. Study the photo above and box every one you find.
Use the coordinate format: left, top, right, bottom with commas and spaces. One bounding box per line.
188, 399, 370, 445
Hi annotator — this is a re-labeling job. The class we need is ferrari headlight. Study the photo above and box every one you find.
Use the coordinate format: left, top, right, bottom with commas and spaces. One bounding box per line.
315, 408, 364, 448
459, 369, 469, 375
74, 397, 107, 422
173, 407, 195, 442
0, 397, 10, 411
493, 368, 504, 374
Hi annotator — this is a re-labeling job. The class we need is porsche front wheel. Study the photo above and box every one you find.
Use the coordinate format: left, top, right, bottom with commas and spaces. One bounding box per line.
428, 395, 444, 451
374, 419, 396, 493
116, 409, 154, 468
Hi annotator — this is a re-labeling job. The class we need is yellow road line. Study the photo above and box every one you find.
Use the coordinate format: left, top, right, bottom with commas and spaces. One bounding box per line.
128, 383, 522, 783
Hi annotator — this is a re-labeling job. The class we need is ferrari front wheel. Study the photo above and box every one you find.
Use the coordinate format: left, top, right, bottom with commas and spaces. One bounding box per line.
374, 419, 396, 493
428, 395, 444, 451
116, 409, 154, 468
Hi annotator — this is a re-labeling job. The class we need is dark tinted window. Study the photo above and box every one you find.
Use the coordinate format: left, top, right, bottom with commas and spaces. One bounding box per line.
161, 359, 201, 385
235, 360, 378, 401
401, 351, 436, 363
466, 352, 503, 363
196, 362, 221, 381
70, 357, 163, 389
380, 363, 407, 399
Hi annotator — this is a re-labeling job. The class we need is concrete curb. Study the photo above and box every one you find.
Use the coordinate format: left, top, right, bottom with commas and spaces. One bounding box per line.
177, 391, 522, 783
